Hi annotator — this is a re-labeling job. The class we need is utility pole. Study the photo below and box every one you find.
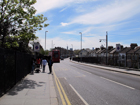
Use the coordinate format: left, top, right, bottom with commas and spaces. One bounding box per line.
52, 40, 53, 49
45, 31, 48, 50
99, 31, 108, 65
106, 31, 108, 65
79, 32, 82, 62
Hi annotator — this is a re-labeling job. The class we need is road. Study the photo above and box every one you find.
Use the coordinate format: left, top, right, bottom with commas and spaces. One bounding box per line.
53, 58, 140, 105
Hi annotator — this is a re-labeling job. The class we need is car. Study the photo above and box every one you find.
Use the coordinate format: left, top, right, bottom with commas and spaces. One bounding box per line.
60, 56, 64, 60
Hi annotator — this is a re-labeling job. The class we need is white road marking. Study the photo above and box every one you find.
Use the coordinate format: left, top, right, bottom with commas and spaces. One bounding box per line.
100, 77, 135, 90
86, 72, 92, 74
64, 77, 67, 80
112, 72, 118, 73
82, 70, 91, 74
69, 84, 89, 105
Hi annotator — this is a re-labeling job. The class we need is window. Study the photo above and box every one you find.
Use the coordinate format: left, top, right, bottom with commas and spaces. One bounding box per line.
127, 55, 131, 59
122, 55, 125, 59
135, 55, 137, 60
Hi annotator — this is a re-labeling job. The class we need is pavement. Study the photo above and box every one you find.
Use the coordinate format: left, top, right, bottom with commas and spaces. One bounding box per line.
0, 67, 58, 105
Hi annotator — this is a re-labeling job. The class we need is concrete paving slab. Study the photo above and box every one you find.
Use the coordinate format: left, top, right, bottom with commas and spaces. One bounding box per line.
51, 98, 58, 105
0, 67, 58, 105
24, 98, 50, 105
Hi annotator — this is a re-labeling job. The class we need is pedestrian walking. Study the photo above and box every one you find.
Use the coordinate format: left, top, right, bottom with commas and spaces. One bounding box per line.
48, 56, 53, 74
40, 57, 43, 69
36, 57, 41, 68
31, 57, 35, 74
42, 57, 47, 73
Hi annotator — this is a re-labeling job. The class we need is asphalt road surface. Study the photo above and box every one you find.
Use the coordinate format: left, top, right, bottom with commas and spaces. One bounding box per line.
53, 58, 140, 105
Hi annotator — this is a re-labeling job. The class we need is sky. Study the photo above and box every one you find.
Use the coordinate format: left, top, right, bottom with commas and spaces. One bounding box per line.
33, 0, 140, 50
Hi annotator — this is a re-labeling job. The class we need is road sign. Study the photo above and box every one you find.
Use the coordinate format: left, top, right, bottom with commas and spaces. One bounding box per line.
116, 44, 121, 52
34, 43, 40, 52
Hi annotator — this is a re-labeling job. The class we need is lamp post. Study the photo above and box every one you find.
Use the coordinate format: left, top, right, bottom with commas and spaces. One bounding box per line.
67, 44, 68, 57
45, 31, 48, 50
71, 44, 73, 50
79, 32, 82, 50
53, 44, 55, 48
99, 31, 108, 65
79, 32, 82, 62
71, 44, 73, 57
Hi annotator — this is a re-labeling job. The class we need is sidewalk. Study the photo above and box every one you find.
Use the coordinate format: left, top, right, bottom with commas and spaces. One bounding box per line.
0, 67, 58, 105
72, 61, 140, 76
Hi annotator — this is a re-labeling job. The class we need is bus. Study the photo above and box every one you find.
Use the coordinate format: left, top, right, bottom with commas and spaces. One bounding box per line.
49, 49, 60, 63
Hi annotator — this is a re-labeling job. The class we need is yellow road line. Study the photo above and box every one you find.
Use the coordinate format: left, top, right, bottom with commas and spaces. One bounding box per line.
53, 67, 71, 105
53, 71, 66, 105
56, 77, 71, 105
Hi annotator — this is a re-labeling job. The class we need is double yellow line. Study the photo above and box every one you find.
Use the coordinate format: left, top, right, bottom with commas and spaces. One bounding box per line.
53, 68, 71, 105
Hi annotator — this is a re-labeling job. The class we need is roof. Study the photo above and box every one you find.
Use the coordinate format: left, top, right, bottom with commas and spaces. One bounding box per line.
91, 48, 100, 53
110, 48, 116, 54
135, 46, 140, 53
79, 49, 88, 53
96, 49, 102, 53
119, 47, 131, 53
98, 49, 106, 54
101, 48, 114, 53
109, 48, 115, 53
128, 46, 140, 54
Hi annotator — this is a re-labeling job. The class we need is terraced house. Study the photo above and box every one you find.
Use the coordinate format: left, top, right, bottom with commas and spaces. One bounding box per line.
77, 43, 140, 69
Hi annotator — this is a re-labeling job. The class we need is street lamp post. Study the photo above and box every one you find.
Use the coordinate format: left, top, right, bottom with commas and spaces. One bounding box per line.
45, 31, 48, 50
99, 31, 108, 65
79, 32, 82, 62
106, 31, 108, 65
79, 32, 82, 50
71, 44, 73, 57
53, 44, 55, 48
71, 44, 73, 50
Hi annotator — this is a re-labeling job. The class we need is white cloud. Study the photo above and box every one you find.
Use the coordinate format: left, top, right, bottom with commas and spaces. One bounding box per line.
37, 34, 129, 50
59, 7, 68, 12
34, 0, 72, 14
60, 22, 70, 26
61, 31, 77, 35
62, 0, 140, 25
34, 0, 96, 14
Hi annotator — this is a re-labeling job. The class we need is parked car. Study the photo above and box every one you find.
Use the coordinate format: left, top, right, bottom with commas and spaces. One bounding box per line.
60, 56, 64, 60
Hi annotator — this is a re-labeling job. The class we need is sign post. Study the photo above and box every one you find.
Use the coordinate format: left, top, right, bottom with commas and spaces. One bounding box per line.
116, 44, 121, 52
34, 42, 40, 52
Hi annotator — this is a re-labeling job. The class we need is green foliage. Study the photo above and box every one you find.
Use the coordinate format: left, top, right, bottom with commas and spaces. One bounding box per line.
0, 0, 49, 51
74, 49, 80, 55
40, 49, 49, 56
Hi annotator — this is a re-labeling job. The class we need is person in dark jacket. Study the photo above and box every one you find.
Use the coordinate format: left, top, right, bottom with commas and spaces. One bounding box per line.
48, 56, 53, 74
31, 58, 35, 74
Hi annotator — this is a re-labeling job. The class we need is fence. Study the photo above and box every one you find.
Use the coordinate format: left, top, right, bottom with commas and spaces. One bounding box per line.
0, 48, 32, 97
73, 56, 140, 69
73, 56, 121, 65
73, 57, 100, 63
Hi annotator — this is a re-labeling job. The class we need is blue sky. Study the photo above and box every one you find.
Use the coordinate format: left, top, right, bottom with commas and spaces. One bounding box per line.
33, 0, 140, 50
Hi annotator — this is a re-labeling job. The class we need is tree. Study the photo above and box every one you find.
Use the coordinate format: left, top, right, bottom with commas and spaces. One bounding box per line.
40, 49, 49, 56
0, 0, 49, 50
74, 49, 80, 55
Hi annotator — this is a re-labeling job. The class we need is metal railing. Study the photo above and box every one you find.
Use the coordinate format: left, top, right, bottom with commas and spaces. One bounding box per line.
0, 48, 32, 97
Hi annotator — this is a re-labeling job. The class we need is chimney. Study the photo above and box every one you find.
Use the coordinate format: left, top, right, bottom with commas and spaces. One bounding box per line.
121, 45, 123, 49
96, 48, 99, 50
130, 43, 138, 49
108, 46, 113, 50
